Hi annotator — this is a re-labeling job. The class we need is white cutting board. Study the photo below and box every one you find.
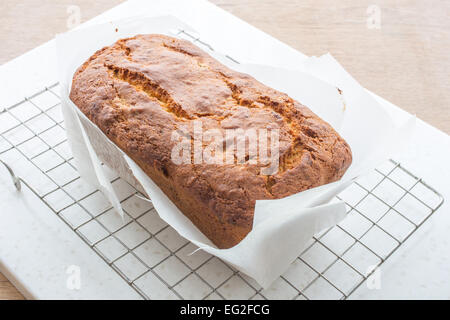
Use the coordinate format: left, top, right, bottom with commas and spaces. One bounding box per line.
0, 0, 449, 299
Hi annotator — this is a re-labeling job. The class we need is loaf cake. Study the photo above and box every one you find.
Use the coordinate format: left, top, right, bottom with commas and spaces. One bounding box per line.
70, 34, 352, 248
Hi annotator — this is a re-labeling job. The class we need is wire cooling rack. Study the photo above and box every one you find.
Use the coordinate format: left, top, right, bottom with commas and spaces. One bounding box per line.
0, 30, 444, 300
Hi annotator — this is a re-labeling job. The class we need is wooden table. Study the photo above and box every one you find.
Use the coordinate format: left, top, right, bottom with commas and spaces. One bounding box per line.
1, 0, 449, 300
0, 273, 23, 300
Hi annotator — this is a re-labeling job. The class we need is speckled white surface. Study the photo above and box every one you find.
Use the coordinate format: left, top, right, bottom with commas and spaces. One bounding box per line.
0, 165, 141, 299
0, 0, 449, 299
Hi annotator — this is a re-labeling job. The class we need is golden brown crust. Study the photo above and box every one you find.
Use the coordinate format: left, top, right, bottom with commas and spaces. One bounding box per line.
70, 34, 352, 248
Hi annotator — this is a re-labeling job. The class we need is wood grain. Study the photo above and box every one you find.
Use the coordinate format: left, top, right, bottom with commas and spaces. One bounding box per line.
0, 0, 449, 299
0, 273, 24, 300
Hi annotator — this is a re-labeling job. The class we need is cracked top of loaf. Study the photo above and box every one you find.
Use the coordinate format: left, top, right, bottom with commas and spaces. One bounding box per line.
70, 34, 352, 245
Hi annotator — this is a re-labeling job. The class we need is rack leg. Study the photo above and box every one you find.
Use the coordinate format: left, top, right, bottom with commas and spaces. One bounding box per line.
0, 160, 21, 191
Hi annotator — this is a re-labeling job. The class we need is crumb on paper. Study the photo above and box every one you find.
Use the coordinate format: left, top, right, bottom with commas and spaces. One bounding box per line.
336, 87, 346, 111
115, 28, 118, 32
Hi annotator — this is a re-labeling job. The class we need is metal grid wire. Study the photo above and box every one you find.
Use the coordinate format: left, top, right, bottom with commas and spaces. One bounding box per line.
0, 29, 444, 300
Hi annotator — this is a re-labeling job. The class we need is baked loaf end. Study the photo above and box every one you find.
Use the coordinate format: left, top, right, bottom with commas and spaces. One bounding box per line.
70, 34, 352, 248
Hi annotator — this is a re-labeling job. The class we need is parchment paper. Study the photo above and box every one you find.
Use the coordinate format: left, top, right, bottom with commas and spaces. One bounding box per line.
56, 16, 414, 288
